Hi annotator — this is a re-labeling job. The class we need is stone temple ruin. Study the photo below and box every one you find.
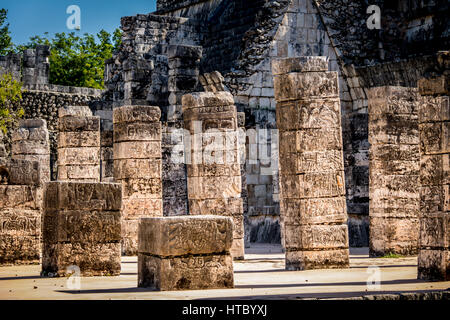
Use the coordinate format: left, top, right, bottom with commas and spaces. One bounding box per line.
0, 0, 449, 291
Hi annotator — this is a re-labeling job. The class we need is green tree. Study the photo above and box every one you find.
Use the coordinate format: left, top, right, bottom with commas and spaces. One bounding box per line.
0, 8, 13, 55
0, 73, 24, 134
19, 29, 122, 89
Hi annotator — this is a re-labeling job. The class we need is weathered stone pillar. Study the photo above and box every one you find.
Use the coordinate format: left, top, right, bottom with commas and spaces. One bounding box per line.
161, 45, 202, 216
57, 106, 101, 182
273, 57, 349, 270
42, 182, 122, 276
237, 112, 251, 248
12, 119, 50, 185
113, 105, 163, 255
138, 216, 234, 291
367, 87, 420, 257
182, 91, 245, 260
417, 73, 449, 281
0, 159, 41, 264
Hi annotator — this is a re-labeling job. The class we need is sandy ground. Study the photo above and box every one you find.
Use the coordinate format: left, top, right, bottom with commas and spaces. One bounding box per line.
1, 245, 449, 300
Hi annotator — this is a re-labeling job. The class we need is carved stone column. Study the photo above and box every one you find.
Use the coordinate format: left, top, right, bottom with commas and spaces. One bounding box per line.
113, 105, 163, 255
273, 57, 349, 270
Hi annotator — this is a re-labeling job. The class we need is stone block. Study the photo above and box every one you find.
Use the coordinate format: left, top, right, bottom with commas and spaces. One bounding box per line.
419, 214, 449, 249
369, 217, 420, 257
113, 105, 161, 124
59, 116, 100, 132
418, 76, 449, 96
182, 92, 234, 109
187, 164, 240, 177
44, 182, 122, 211
113, 141, 162, 160
0, 159, 40, 186
279, 172, 346, 199
0, 209, 41, 264
138, 254, 233, 291
273, 72, 339, 102
0, 185, 40, 210
122, 198, 163, 218
114, 159, 162, 180
58, 131, 100, 148
418, 96, 449, 123
57, 165, 100, 181
272, 56, 329, 75
281, 197, 347, 225
187, 176, 242, 200
417, 249, 449, 281
121, 178, 162, 199
43, 210, 121, 244
113, 122, 161, 143
284, 224, 349, 250
285, 249, 349, 271
59, 105, 93, 118
188, 198, 243, 216
280, 150, 344, 175
276, 99, 341, 131
138, 216, 233, 256
58, 147, 100, 165
42, 242, 121, 277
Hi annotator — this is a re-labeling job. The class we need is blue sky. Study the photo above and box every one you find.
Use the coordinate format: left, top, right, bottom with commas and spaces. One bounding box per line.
2, 0, 157, 44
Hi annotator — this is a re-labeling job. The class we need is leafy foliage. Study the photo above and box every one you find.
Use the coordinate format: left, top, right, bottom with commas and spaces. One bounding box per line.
18, 29, 122, 89
0, 8, 13, 55
0, 73, 24, 134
